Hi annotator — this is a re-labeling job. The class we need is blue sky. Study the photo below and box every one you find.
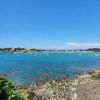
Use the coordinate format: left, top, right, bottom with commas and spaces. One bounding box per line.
0, 0, 100, 49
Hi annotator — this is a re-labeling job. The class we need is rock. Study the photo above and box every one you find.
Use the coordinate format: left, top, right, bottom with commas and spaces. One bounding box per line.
88, 70, 96, 75
18, 69, 100, 100
28, 91, 36, 100
36, 96, 43, 100
92, 72, 100, 79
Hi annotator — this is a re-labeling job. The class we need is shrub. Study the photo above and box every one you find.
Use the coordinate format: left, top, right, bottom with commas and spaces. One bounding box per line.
0, 76, 25, 100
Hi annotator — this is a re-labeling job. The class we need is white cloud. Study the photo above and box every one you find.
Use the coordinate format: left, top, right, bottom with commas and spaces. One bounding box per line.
66, 42, 100, 49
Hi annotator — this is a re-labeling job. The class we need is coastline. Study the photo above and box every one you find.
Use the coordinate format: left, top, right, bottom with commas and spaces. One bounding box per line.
0, 48, 100, 54
1, 50, 100, 99
17, 69, 100, 100
0, 50, 100, 54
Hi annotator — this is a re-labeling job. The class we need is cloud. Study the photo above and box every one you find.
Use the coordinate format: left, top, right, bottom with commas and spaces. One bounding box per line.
66, 42, 100, 49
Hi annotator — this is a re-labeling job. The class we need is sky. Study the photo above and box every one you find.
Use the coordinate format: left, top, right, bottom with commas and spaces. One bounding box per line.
0, 0, 100, 49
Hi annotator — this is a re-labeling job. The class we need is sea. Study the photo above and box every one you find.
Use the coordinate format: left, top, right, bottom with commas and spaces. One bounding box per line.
0, 52, 100, 85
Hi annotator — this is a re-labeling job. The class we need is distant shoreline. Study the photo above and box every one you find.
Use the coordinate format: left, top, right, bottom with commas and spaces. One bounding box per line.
0, 48, 100, 53
0, 51, 100, 54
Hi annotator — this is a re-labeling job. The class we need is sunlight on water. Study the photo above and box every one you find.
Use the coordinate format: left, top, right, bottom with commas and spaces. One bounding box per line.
0, 52, 100, 85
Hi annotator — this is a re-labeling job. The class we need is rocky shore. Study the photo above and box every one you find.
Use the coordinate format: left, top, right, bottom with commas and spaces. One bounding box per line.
17, 69, 100, 100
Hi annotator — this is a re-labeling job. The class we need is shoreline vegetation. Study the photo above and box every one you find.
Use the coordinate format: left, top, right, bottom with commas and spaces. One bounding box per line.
1, 69, 99, 100
0, 48, 100, 53
16, 69, 100, 100
0, 75, 25, 100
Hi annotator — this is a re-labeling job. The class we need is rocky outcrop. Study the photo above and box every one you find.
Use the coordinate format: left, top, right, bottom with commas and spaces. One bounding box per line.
18, 69, 100, 100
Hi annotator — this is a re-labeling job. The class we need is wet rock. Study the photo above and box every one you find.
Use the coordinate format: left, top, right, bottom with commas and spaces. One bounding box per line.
88, 70, 96, 75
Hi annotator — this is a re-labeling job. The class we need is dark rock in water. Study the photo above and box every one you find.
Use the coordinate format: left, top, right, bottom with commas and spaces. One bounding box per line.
88, 70, 96, 75
28, 91, 36, 100
1, 74, 8, 77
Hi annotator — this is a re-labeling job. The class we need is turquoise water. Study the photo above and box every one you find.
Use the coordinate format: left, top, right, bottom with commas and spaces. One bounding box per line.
0, 52, 100, 85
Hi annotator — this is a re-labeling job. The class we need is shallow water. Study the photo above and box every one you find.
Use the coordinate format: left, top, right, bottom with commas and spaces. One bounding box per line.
0, 52, 100, 85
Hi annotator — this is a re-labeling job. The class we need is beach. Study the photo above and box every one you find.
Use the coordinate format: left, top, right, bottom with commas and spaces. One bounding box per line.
17, 69, 100, 100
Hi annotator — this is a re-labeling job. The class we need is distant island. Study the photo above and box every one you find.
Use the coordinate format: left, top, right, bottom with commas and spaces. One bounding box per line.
0, 48, 100, 53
